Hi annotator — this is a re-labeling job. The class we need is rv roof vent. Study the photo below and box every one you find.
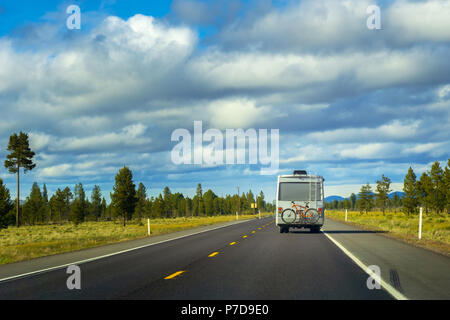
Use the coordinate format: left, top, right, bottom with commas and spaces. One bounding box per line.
293, 170, 307, 175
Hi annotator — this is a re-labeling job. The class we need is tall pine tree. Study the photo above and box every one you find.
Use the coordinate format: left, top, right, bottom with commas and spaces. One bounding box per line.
402, 167, 418, 215
417, 172, 433, 214
375, 175, 391, 215
70, 183, 86, 225
429, 161, 446, 214
135, 183, 147, 224
4, 132, 36, 227
111, 166, 137, 226
358, 183, 374, 215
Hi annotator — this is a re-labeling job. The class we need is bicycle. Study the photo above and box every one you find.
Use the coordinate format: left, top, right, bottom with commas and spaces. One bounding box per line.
281, 201, 320, 224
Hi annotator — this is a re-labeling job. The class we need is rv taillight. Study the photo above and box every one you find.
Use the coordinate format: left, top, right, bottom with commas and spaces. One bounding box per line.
318, 208, 322, 213
278, 207, 283, 213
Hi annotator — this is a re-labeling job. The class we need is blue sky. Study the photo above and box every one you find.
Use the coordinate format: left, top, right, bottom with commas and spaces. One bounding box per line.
0, 1, 171, 35
0, 0, 449, 202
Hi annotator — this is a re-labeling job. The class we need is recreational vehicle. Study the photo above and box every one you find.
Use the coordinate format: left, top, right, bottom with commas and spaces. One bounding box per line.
276, 170, 325, 233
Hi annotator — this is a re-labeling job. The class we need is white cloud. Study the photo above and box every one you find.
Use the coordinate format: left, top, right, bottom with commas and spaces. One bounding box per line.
208, 98, 272, 128
387, 0, 450, 43
29, 132, 52, 151
39, 164, 72, 178
217, 0, 450, 51
52, 124, 150, 152
404, 142, 446, 156
306, 120, 421, 143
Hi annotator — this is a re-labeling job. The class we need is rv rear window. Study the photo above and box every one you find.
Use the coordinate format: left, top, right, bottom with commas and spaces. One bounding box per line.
278, 182, 321, 201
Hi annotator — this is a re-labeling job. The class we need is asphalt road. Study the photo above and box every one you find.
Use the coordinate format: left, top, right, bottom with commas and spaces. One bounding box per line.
0, 216, 393, 300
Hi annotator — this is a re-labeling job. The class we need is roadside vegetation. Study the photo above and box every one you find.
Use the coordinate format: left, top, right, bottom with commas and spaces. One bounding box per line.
0, 214, 269, 265
324, 160, 450, 256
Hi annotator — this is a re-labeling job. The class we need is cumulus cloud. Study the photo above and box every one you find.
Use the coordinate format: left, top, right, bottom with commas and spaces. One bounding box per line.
216, 0, 450, 52
387, 0, 450, 43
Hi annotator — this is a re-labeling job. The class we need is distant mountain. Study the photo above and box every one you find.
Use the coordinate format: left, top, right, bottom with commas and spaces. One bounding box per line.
325, 191, 404, 203
324, 195, 344, 202
388, 191, 405, 199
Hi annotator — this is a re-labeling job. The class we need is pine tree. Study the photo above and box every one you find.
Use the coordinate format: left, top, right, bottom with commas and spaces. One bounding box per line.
247, 190, 255, 214
391, 193, 401, 212
203, 190, 216, 216
62, 187, 73, 221
90, 185, 102, 221
257, 191, 265, 212
417, 172, 433, 214
343, 198, 351, 210
22, 182, 43, 225
445, 159, 450, 214
4, 132, 36, 227
70, 183, 86, 225
42, 184, 49, 222
101, 198, 107, 220
429, 161, 446, 214
135, 183, 147, 223
402, 167, 418, 215
0, 179, 14, 228
350, 193, 357, 210
240, 193, 247, 213
196, 183, 203, 216
152, 194, 163, 218
358, 183, 373, 214
185, 197, 192, 217
375, 175, 391, 215
111, 166, 137, 226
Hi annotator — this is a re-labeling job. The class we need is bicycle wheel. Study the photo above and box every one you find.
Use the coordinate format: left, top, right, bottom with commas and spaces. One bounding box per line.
304, 208, 319, 224
281, 209, 296, 224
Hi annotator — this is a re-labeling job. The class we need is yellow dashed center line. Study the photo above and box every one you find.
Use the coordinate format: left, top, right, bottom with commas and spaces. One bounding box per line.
164, 271, 185, 279
165, 220, 277, 279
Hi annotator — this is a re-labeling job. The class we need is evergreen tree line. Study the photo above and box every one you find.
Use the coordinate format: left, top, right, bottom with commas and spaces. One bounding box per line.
0, 166, 274, 228
325, 160, 450, 215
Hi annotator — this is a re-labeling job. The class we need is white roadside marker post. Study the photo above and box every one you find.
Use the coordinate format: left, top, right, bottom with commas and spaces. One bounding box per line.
236, 211, 239, 220
259, 210, 261, 220
419, 207, 423, 240
345, 209, 348, 222
147, 218, 151, 236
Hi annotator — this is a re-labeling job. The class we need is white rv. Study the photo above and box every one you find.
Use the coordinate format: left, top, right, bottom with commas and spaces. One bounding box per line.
276, 170, 325, 233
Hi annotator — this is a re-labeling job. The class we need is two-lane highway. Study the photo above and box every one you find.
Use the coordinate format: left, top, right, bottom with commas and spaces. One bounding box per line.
0, 217, 393, 300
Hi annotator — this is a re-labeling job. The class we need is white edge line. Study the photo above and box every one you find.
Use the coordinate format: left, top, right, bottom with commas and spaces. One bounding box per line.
0, 218, 261, 283
322, 231, 408, 301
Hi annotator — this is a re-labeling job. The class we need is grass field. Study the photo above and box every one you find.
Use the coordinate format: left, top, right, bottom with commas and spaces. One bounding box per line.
326, 210, 450, 256
0, 214, 267, 265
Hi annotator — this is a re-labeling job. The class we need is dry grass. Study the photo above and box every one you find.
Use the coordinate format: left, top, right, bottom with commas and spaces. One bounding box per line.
326, 210, 450, 256
0, 214, 266, 265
